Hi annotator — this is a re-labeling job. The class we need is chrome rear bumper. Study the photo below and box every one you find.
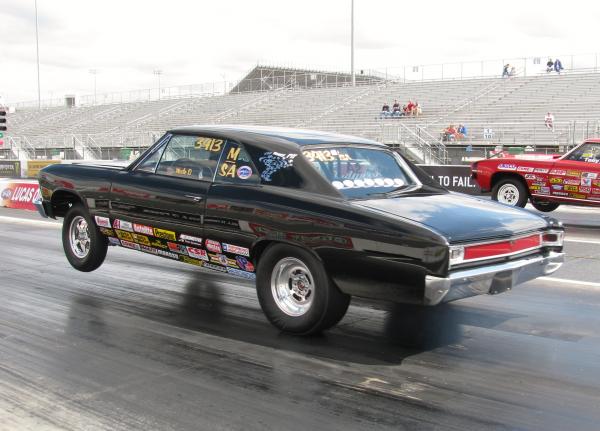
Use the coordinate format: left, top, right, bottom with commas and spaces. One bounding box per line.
424, 251, 564, 306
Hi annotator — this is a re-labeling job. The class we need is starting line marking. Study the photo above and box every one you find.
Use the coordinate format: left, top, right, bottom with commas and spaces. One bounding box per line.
539, 277, 600, 290
0, 215, 61, 228
564, 238, 600, 245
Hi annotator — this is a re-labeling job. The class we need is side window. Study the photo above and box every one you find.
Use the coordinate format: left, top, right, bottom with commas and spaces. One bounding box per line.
215, 141, 260, 184
156, 135, 224, 180
253, 149, 304, 188
567, 144, 600, 163
136, 144, 166, 173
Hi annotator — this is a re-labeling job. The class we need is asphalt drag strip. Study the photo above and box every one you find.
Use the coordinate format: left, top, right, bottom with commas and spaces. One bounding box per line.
1, 209, 600, 430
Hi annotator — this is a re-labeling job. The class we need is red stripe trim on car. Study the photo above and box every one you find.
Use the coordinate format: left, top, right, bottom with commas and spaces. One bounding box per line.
464, 234, 541, 260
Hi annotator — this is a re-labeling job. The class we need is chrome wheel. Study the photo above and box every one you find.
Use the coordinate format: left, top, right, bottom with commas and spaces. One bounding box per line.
271, 257, 314, 317
497, 183, 520, 206
69, 215, 91, 259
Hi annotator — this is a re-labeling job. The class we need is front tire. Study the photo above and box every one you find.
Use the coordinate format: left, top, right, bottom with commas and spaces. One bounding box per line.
256, 243, 350, 335
62, 204, 108, 272
492, 178, 528, 207
531, 200, 560, 212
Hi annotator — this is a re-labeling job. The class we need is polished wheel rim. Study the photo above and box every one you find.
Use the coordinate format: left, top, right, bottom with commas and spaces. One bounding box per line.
70, 216, 91, 259
271, 257, 314, 317
497, 184, 519, 205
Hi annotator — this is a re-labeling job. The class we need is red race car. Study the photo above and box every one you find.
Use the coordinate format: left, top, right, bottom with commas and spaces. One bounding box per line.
471, 139, 600, 212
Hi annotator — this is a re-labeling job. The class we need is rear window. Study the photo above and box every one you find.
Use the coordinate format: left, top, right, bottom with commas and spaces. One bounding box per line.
302, 146, 416, 198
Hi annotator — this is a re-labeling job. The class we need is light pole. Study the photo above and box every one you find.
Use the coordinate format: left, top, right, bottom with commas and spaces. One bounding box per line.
153, 69, 163, 100
89, 69, 98, 105
34, 0, 41, 108
220, 73, 227, 94
351, 0, 355, 87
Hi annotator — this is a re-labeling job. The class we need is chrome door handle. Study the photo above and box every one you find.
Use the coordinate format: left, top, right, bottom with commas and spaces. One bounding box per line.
185, 195, 204, 202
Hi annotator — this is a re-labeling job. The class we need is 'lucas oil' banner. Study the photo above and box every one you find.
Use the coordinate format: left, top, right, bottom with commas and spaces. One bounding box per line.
0, 179, 40, 211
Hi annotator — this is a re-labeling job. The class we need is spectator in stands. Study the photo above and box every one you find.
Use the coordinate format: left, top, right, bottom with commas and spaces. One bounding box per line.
457, 124, 468, 139
443, 125, 457, 142
502, 64, 510, 78
554, 58, 564, 74
402, 104, 409, 116
392, 100, 401, 117
546, 58, 554, 73
414, 102, 422, 116
406, 100, 415, 116
544, 112, 555, 131
380, 102, 391, 118
509, 66, 516, 77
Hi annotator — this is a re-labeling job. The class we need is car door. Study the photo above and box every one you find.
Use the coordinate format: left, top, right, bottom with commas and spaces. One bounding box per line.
109, 133, 225, 253
547, 142, 600, 203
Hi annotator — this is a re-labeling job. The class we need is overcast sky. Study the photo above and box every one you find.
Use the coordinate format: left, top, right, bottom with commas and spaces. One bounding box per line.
1, 0, 599, 104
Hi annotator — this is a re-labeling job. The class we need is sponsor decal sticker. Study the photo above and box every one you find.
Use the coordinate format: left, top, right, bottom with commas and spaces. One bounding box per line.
227, 267, 256, 280
180, 255, 203, 266
539, 187, 550, 194
94, 216, 111, 228
150, 238, 168, 249
534, 168, 550, 174
517, 166, 535, 173
579, 186, 591, 193
133, 223, 154, 235
108, 237, 121, 246
205, 239, 222, 253
121, 240, 141, 250
592, 188, 600, 195
235, 256, 255, 272
498, 164, 517, 171
581, 178, 592, 186
154, 228, 177, 241
113, 219, 134, 232
524, 174, 536, 180
115, 230, 134, 241
582, 172, 598, 179
132, 233, 150, 246
236, 165, 253, 180
1, 188, 12, 200
553, 191, 569, 197
570, 193, 586, 199
530, 185, 541, 191
551, 185, 563, 191
157, 249, 179, 259
140, 245, 158, 255
564, 185, 578, 192
550, 169, 566, 175
99, 227, 115, 236
186, 246, 209, 261
563, 179, 579, 185
549, 177, 563, 184
167, 242, 188, 255
203, 262, 228, 272
179, 234, 202, 246
567, 170, 581, 177
222, 243, 250, 256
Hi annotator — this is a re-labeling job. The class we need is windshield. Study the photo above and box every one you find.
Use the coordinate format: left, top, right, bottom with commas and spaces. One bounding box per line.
563, 142, 600, 163
302, 146, 417, 198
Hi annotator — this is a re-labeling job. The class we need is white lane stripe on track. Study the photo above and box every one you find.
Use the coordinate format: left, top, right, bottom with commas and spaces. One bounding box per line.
539, 277, 600, 290
564, 238, 600, 245
0, 215, 61, 228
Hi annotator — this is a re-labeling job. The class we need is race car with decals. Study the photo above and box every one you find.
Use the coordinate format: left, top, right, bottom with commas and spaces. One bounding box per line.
37, 125, 564, 335
472, 139, 600, 212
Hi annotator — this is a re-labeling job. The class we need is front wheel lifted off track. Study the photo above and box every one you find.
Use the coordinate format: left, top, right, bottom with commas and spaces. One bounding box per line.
62, 204, 108, 272
492, 178, 528, 208
256, 243, 350, 335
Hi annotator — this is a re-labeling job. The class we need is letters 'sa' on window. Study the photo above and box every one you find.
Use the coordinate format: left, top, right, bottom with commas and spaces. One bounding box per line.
215, 141, 260, 184
155, 135, 224, 180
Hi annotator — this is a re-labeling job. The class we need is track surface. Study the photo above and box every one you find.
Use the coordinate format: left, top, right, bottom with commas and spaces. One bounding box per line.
1, 207, 600, 430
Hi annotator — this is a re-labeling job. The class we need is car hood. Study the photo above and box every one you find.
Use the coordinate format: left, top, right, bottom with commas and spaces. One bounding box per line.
353, 192, 548, 243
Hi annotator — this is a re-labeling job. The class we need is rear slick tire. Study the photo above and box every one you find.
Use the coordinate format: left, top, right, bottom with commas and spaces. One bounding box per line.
256, 243, 350, 335
531, 200, 560, 212
62, 204, 108, 272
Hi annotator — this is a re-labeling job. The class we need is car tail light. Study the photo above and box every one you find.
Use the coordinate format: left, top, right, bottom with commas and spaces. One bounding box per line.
541, 230, 564, 247
448, 246, 465, 268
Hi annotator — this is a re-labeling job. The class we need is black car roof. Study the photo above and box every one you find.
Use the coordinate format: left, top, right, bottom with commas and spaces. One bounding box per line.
167, 125, 384, 147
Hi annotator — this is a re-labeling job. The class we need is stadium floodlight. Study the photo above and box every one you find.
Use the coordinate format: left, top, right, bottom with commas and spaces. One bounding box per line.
0, 110, 6, 132
89, 69, 98, 105
153, 69, 163, 100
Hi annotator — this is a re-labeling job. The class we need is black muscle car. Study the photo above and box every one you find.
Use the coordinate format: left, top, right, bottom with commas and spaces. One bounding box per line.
37, 125, 565, 334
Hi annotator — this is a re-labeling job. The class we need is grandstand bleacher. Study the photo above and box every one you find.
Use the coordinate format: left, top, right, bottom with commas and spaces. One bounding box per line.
3, 66, 600, 164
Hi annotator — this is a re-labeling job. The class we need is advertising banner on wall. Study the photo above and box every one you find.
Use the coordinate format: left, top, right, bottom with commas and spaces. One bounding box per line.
26, 160, 60, 178
419, 165, 483, 195
0, 180, 40, 211
0, 160, 21, 178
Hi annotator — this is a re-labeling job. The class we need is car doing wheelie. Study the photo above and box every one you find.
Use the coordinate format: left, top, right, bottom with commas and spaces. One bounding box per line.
472, 139, 600, 211
38, 126, 565, 335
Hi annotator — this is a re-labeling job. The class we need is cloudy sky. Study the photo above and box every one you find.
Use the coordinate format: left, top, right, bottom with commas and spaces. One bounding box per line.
1, 0, 599, 104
